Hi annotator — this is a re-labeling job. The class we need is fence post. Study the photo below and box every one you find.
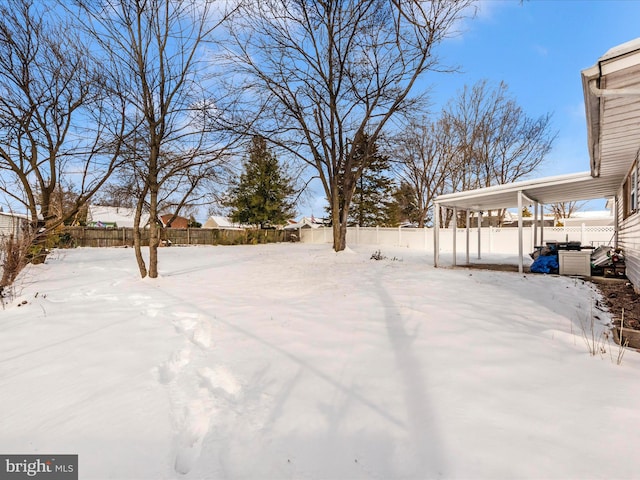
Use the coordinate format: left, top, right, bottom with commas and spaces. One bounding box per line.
489, 226, 493, 254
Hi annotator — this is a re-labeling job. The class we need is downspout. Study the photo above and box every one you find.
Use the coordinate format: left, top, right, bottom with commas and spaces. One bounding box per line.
614, 196, 619, 248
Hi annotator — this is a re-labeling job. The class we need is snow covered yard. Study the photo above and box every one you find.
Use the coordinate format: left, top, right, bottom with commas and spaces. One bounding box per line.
1, 243, 639, 479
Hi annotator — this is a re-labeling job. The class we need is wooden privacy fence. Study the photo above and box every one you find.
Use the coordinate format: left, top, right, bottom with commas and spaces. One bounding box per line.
62, 227, 297, 247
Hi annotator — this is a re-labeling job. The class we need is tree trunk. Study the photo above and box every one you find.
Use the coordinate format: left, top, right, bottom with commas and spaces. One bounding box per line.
148, 167, 160, 278
335, 222, 348, 251
133, 189, 148, 279
330, 182, 346, 251
331, 204, 344, 252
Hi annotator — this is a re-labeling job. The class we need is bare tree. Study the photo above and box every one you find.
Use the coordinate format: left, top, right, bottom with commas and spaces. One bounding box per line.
75, 0, 237, 278
0, 0, 126, 245
549, 201, 584, 225
225, 0, 474, 251
443, 80, 556, 225
391, 117, 459, 227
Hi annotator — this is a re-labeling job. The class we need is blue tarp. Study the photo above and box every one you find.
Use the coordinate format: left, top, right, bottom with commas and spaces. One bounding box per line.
530, 255, 559, 274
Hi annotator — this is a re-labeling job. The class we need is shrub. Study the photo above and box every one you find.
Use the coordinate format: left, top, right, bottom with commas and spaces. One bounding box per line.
1, 234, 31, 293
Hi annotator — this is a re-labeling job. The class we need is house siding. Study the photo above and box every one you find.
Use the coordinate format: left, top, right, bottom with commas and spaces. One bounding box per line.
617, 187, 640, 288
0, 213, 26, 238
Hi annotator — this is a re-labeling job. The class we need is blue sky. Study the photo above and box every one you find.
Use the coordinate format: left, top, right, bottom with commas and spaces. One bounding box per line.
431, 0, 640, 206
304, 0, 640, 217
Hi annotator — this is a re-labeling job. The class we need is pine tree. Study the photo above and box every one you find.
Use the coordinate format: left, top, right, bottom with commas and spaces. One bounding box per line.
326, 134, 395, 227
388, 181, 422, 226
349, 137, 396, 227
224, 136, 295, 228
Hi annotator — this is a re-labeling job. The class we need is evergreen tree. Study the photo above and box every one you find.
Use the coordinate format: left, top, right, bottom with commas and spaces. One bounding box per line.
224, 136, 295, 228
326, 134, 396, 226
388, 181, 422, 226
349, 136, 396, 227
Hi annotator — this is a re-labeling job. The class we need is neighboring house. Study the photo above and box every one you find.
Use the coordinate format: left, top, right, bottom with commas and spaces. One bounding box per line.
87, 205, 150, 229
466, 211, 556, 228
561, 210, 614, 227
0, 211, 29, 238
284, 216, 324, 230
433, 38, 640, 276
159, 214, 189, 229
502, 212, 555, 228
202, 216, 245, 230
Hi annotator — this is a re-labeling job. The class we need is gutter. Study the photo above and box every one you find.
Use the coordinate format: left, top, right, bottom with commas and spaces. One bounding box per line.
589, 80, 640, 98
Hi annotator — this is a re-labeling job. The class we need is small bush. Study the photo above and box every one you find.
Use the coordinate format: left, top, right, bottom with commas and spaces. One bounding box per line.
1, 234, 31, 293
370, 249, 386, 261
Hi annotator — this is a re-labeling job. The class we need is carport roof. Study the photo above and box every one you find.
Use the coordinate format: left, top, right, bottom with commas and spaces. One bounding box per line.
433, 171, 621, 211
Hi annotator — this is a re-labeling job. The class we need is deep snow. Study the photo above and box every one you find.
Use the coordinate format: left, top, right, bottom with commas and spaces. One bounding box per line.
1, 243, 639, 479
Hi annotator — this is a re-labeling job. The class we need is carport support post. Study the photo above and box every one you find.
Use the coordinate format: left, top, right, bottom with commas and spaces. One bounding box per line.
434, 204, 440, 267
452, 207, 457, 267
517, 190, 524, 273
533, 201, 539, 247
466, 210, 470, 265
477, 211, 482, 260
540, 203, 545, 245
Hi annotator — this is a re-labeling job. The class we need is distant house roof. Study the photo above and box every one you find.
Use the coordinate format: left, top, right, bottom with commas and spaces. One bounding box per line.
202, 216, 245, 230
284, 216, 324, 230
87, 205, 150, 229
160, 214, 189, 229
562, 210, 614, 227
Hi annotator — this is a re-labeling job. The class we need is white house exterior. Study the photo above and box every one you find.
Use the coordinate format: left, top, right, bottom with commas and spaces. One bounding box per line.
87, 205, 150, 229
561, 210, 614, 227
0, 211, 28, 238
583, 38, 640, 288
284, 216, 324, 230
202, 216, 245, 230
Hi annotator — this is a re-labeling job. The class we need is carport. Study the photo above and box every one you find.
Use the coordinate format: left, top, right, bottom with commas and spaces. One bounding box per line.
433, 172, 621, 273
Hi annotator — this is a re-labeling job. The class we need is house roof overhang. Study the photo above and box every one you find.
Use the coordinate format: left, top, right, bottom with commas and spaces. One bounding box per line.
434, 171, 619, 211
582, 37, 640, 181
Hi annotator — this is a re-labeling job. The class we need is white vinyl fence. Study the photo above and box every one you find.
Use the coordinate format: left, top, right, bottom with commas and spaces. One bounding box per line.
299, 225, 616, 256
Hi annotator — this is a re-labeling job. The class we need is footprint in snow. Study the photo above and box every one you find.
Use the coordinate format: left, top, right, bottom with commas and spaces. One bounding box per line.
145, 303, 166, 318
172, 367, 243, 474
128, 293, 151, 306
197, 366, 241, 399
155, 347, 192, 384
174, 396, 216, 475
172, 313, 213, 349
